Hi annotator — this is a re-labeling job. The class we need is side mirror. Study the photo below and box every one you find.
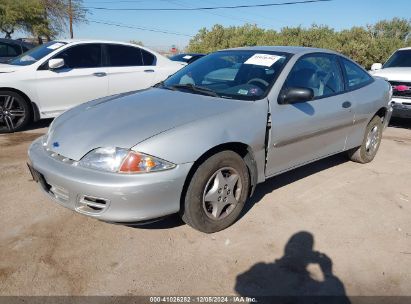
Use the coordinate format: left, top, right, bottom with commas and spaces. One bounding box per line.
371, 63, 383, 71
278, 87, 314, 104
48, 58, 65, 70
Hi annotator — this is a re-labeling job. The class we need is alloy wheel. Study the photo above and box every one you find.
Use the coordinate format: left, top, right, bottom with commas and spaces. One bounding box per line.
365, 125, 380, 156
202, 167, 243, 220
0, 94, 26, 132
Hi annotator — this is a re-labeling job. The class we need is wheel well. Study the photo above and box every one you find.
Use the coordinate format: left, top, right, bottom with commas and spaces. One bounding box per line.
179, 142, 258, 214
0, 87, 39, 121
375, 107, 387, 121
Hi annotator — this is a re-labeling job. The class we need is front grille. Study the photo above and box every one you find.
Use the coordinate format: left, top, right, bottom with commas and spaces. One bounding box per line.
389, 81, 411, 98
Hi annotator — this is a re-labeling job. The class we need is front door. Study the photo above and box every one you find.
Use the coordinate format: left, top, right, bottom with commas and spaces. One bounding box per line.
266, 53, 354, 177
34, 43, 108, 117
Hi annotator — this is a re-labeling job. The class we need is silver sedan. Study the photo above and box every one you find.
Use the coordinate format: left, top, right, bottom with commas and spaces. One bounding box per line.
28, 46, 392, 233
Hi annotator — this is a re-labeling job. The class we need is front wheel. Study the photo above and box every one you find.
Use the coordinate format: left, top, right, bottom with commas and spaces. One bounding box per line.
181, 151, 250, 233
347, 115, 383, 164
0, 91, 31, 133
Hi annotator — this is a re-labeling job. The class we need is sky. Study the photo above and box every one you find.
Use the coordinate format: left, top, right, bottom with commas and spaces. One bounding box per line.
69, 0, 411, 51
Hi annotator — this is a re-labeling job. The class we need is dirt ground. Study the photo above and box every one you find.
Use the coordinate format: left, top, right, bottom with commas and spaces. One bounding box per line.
0, 118, 411, 297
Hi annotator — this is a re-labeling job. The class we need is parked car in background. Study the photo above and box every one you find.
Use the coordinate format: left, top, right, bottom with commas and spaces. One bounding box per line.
370, 47, 411, 118
0, 38, 34, 63
0, 40, 184, 133
169, 53, 205, 64
28, 46, 392, 233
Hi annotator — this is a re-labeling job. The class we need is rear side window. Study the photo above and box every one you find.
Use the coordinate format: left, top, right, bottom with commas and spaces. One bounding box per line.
7, 44, 21, 56
106, 44, 143, 66
56, 44, 102, 68
341, 58, 372, 89
0, 42, 21, 57
0, 43, 7, 57
284, 53, 344, 98
141, 49, 155, 65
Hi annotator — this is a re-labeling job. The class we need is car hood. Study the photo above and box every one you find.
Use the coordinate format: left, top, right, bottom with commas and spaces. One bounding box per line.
0, 63, 26, 73
371, 67, 411, 82
46, 88, 250, 161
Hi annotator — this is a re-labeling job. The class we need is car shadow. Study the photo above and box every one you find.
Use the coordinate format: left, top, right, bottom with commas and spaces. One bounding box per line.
125, 214, 185, 230
23, 118, 54, 132
389, 117, 411, 130
239, 153, 348, 221
127, 153, 348, 231
234, 231, 350, 303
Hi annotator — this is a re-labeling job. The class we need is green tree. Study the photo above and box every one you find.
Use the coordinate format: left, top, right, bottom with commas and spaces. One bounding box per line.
368, 18, 411, 40
187, 19, 411, 69
0, 0, 87, 42
0, 0, 43, 39
29, 0, 87, 42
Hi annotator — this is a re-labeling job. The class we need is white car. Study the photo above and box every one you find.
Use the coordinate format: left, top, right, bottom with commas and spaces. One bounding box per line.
370, 47, 411, 118
0, 40, 184, 133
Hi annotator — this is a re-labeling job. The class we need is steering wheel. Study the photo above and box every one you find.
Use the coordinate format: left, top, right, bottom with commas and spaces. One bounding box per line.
247, 78, 269, 88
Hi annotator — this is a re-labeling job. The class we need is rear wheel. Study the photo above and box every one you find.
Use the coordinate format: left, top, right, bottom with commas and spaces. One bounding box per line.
0, 91, 31, 133
347, 115, 383, 163
181, 151, 250, 233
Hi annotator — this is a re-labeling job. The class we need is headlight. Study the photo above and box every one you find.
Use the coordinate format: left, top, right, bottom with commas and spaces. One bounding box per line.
78, 147, 176, 174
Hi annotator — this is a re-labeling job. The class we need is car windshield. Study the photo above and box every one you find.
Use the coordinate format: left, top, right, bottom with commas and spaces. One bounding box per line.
8, 41, 66, 66
162, 50, 290, 100
384, 50, 411, 68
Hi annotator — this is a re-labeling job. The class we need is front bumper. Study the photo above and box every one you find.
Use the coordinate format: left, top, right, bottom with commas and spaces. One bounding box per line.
383, 103, 393, 129
391, 98, 411, 118
28, 138, 193, 222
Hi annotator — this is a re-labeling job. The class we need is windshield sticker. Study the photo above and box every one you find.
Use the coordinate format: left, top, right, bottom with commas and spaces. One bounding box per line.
244, 54, 284, 67
238, 89, 249, 95
47, 43, 65, 50
183, 55, 193, 60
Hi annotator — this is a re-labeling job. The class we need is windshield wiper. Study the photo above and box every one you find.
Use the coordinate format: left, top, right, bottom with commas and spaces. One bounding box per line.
153, 81, 164, 88
169, 84, 220, 97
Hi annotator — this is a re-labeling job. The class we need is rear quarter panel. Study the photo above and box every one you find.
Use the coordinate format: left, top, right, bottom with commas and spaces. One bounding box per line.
345, 78, 391, 150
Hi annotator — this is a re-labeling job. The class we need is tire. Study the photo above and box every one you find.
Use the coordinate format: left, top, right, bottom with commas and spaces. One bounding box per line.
181, 151, 250, 233
0, 91, 31, 133
347, 115, 383, 164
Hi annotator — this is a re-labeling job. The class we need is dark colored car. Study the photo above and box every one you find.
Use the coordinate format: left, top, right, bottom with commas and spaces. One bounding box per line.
0, 38, 34, 63
169, 53, 205, 64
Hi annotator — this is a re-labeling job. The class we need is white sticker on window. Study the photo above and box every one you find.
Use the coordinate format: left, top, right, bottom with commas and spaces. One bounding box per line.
183, 55, 193, 60
47, 43, 65, 50
244, 54, 283, 67
238, 89, 249, 95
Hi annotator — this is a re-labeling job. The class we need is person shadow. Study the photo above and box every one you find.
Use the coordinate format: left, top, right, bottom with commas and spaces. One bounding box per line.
235, 231, 350, 304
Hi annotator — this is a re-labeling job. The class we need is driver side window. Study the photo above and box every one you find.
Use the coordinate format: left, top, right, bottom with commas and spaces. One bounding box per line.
55, 44, 102, 69
284, 54, 344, 98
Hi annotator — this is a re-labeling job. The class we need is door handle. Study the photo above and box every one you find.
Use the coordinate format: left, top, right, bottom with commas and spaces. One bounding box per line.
144, 69, 155, 73
342, 101, 352, 109
93, 72, 107, 77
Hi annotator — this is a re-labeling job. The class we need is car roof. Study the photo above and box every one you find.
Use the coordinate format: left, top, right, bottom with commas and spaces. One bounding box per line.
398, 47, 411, 51
222, 46, 340, 55
58, 39, 145, 46
0, 38, 34, 48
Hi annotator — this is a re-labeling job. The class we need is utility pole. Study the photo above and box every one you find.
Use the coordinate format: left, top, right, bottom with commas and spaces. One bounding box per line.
69, 0, 74, 39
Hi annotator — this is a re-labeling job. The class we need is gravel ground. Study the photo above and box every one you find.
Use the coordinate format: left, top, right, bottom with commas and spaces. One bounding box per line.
0, 118, 410, 297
